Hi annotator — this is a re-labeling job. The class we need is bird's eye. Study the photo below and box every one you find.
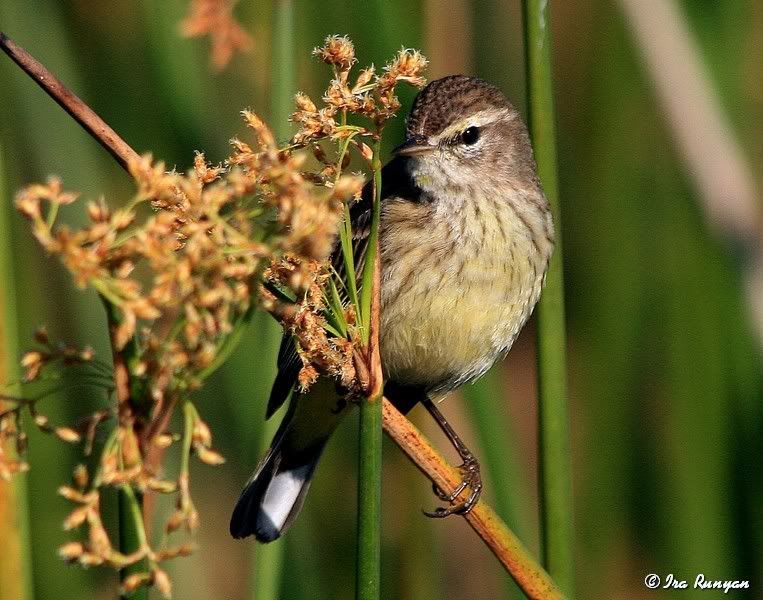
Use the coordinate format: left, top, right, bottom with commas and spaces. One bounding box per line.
461, 126, 480, 145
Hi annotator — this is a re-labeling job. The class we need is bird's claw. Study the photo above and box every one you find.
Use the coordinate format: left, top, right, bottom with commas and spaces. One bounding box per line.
425, 457, 482, 518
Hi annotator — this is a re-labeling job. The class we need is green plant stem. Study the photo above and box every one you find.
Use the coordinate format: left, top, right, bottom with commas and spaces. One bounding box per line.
359, 140, 383, 342
522, 1, 574, 596
0, 147, 34, 600
356, 391, 383, 600
118, 487, 147, 600
356, 139, 384, 600
249, 3, 294, 600
99, 299, 147, 598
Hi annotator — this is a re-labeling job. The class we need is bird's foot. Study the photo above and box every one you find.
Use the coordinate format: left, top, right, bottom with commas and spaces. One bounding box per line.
424, 455, 482, 518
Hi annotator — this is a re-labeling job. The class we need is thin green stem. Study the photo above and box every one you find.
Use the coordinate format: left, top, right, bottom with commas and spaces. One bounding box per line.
181, 400, 195, 478
0, 147, 34, 600
45, 202, 59, 229
356, 389, 383, 600
356, 137, 384, 600
522, 1, 574, 596
99, 295, 147, 598
118, 486, 148, 600
359, 139, 383, 344
340, 202, 361, 322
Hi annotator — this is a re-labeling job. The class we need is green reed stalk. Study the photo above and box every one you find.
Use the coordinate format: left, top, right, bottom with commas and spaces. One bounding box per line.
248, 2, 295, 599
98, 300, 147, 600
522, 1, 575, 596
118, 488, 147, 600
356, 392, 383, 600
0, 148, 34, 600
355, 139, 384, 600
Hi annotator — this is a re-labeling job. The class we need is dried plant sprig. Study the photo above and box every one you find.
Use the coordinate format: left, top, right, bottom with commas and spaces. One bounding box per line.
7, 96, 362, 595
1, 335, 114, 480
180, 0, 253, 70
257, 37, 427, 396
5, 31, 435, 598
291, 36, 428, 147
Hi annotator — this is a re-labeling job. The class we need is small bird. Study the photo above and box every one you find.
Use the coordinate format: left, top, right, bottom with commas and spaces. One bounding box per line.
230, 75, 555, 542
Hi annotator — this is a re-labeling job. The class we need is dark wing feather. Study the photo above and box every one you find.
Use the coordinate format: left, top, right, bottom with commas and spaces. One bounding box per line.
265, 335, 302, 418
265, 156, 421, 417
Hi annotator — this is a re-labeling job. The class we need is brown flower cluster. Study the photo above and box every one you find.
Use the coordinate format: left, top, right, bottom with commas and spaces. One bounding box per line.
256, 35, 427, 395
5, 35, 428, 597
262, 257, 357, 393
9, 106, 360, 596
180, 0, 253, 70
290, 35, 428, 145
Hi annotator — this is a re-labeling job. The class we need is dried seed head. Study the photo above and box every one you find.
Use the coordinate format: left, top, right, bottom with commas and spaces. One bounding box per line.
54, 427, 82, 444
153, 568, 173, 599
87, 198, 110, 223
384, 48, 428, 86
21, 351, 45, 381
180, 0, 253, 70
165, 510, 185, 533
192, 419, 212, 447
121, 572, 152, 594
354, 66, 376, 91
58, 542, 86, 562
295, 92, 318, 113
154, 433, 174, 449
73, 464, 89, 489
332, 174, 365, 201
195, 446, 225, 466
63, 506, 90, 530
313, 35, 356, 71
33, 413, 50, 429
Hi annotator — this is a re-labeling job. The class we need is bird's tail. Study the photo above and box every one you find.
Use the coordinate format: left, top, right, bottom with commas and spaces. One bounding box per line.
230, 384, 346, 542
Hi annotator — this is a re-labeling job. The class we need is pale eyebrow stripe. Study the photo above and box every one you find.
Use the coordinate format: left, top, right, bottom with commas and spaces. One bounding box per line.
432, 107, 513, 142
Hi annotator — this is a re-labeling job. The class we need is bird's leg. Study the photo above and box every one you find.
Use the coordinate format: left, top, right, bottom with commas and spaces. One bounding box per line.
420, 397, 482, 518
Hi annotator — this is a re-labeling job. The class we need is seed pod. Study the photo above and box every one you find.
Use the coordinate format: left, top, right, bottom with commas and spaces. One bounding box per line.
58, 542, 85, 562
192, 418, 212, 448
147, 479, 177, 494
55, 427, 82, 444
153, 568, 173, 599
121, 572, 151, 594
165, 510, 185, 533
154, 433, 174, 449
63, 506, 89, 530
358, 142, 374, 163
58, 485, 85, 503
73, 464, 89, 489
195, 446, 225, 466
120, 427, 142, 469
78, 553, 105, 567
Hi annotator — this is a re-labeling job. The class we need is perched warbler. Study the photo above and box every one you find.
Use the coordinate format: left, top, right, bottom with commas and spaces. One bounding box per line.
231, 75, 554, 542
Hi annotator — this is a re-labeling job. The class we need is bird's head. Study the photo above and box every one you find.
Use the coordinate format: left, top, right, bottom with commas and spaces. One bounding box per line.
395, 75, 540, 196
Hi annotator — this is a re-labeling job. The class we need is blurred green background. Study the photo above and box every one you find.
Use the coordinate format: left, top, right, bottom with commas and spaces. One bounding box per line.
1, 0, 761, 599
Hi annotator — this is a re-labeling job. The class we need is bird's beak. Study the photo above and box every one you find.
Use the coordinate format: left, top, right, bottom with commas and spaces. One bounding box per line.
393, 138, 436, 157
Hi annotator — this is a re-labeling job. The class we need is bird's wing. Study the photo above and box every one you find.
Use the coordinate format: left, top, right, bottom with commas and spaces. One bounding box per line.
264, 156, 418, 418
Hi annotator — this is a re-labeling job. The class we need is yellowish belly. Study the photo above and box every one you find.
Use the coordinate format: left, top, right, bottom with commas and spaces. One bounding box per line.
378, 200, 545, 393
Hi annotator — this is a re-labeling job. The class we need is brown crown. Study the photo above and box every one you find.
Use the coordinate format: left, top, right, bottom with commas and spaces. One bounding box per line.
405, 75, 514, 140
